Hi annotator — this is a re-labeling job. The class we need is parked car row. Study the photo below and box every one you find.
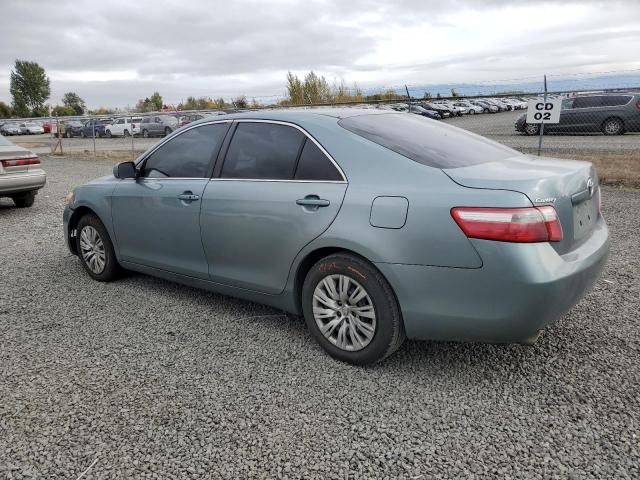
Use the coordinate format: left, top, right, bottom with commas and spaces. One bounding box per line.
367, 96, 528, 120
0, 122, 45, 135
515, 93, 640, 136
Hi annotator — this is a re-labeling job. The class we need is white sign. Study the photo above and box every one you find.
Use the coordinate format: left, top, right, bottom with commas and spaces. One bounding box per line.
526, 97, 562, 124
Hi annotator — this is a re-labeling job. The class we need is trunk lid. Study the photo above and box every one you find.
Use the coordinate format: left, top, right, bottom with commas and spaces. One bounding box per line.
443, 155, 600, 254
0, 144, 39, 175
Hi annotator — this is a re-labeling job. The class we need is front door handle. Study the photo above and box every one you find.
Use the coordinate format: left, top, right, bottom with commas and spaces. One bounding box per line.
296, 196, 330, 208
177, 192, 200, 202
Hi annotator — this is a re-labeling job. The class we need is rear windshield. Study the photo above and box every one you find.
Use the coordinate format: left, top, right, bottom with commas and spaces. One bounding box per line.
338, 113, 519, 169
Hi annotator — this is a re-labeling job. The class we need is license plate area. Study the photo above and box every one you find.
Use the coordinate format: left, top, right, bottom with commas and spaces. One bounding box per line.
573, 197, 598, 241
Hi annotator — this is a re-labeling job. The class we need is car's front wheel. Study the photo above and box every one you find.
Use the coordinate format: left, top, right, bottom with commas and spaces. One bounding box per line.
302, 253, 405, 365
142, 129, 149, 138
76, 213, 121, 282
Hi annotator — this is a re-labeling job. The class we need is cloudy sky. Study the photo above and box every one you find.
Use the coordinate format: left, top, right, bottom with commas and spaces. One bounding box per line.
1, 0, 639, 108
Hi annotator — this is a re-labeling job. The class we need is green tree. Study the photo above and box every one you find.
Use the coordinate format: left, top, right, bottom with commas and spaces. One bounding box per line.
62, 92, 86, 115
233, 96, 248, 109
303, 71, 331, 103
52, 105, 75, 117
0, 101, 13, 118
285, 71, 305, 105
10, 60, 50, 116
149, 91, 163, 111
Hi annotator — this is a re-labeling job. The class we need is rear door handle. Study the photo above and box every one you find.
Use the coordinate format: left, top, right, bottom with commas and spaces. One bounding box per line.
296, 197, 330, 207
177, 192, 200, 202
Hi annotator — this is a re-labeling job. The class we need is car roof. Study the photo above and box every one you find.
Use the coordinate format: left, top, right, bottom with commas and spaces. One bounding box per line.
185, 108, 394, 130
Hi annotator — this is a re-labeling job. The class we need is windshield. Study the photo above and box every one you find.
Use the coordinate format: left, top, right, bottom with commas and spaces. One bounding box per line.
338, 113, 520, 169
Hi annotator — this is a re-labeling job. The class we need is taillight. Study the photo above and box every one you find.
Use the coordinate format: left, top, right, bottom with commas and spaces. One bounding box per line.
1, 156, 40, 168
451, 206, 563, 243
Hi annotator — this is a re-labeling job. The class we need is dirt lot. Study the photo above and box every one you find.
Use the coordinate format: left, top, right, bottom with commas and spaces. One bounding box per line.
1, 156, 639, 479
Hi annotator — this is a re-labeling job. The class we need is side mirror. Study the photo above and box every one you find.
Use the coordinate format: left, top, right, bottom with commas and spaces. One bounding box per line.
113, 161, 137, 179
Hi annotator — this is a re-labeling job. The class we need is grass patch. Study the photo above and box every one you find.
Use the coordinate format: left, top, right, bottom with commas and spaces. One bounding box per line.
519, 149, 640, 189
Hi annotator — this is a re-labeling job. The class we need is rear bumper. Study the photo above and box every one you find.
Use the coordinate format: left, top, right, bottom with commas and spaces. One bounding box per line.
376, 215, 609, 343
0, 170, 46, 195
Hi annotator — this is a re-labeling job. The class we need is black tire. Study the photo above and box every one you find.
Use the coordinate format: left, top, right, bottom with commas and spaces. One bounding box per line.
105, 130, 112, 138
75, 213, 121, 282
123, 129, 130, 137
65, 130, 71, 138
142, 129, 149, 138
469, 109, 475, 115
301, 253, 406, 365
81, 131, 86, 138
524, 123, 540, 136
164, 126, 172, 136
601, 117, 624, 136
11, 191, 36, 208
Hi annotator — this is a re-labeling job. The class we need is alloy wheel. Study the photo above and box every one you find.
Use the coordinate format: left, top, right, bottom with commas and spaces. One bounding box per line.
312, 274, 376, 352
603, 119, 622, 135
79, 226, 106, 274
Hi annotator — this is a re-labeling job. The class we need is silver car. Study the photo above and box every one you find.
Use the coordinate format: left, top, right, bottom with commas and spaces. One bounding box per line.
63, 110, 609, 365
1, 122, 22, 136
19, 122, 45, 135
0, 135, 46, 207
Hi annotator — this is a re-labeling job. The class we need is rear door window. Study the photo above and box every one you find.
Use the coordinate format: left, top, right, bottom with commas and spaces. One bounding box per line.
338, 113, 518, 169
600, 95, 632, 107
294, 139, 343, 181
221, 122, 304, 180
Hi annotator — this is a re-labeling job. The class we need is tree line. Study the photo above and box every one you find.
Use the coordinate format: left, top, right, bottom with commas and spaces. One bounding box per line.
1, 60, 411, 119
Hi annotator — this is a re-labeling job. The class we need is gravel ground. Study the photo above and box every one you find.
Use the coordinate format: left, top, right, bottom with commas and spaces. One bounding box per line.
1, 156, 639, 479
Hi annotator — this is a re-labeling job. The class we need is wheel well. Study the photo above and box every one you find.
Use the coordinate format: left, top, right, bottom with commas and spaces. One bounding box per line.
67, 206, 96, 255
602, 116, 625, 130
293, 247, 381, 313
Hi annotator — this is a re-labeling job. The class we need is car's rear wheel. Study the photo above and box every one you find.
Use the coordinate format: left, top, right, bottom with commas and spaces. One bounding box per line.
469, 109, 475, 115
164, 127, 172, 136
76, 213, 121, 282
142, 129, 149, 138
105, 130, 112, 138
65, 130, 71, 138
301, 253, 405, 365
524, 123, 540, 136
123, 129, 130, 137
11, 191, 36, 208
602, 117, 624, 136
81, 131, 86, 138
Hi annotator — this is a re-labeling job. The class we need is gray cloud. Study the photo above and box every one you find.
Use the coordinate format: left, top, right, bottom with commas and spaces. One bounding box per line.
0, 0, 638, 107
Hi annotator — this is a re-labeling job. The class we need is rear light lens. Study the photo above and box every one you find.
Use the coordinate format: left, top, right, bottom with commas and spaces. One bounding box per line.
1, 156, 40, 168
451, 206, 563, 243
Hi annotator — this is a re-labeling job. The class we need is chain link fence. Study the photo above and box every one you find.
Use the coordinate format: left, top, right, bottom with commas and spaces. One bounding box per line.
1, 73, 639, 185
